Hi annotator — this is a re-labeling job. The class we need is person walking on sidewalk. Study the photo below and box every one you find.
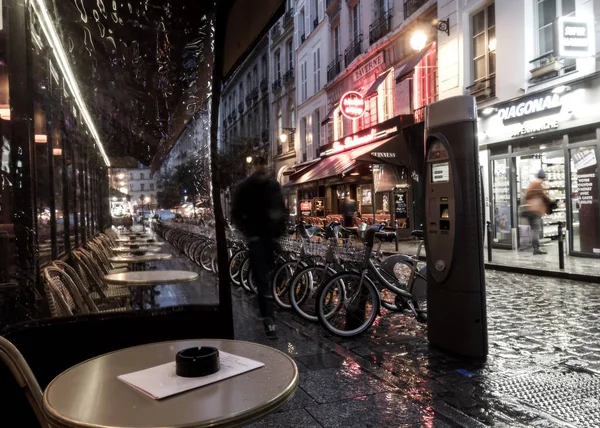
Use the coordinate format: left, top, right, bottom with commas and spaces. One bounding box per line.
341, 194, 358, 228
231, 156, 286, 339
523, 170, 553, 255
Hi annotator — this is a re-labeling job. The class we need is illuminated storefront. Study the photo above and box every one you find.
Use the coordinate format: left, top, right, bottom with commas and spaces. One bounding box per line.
479, 74, 600, 257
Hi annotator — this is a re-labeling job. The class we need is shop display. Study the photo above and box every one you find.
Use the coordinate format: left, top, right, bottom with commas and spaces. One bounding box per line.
540, 163, 566, 238
491, 159, 512, 245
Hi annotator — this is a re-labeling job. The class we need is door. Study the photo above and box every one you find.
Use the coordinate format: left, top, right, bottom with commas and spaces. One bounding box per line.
490, 158, 512, 247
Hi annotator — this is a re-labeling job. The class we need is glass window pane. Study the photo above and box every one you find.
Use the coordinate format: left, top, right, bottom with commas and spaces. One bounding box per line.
562, 0, 575, 16
492, 158, 512, 246
489, 51, 496, 75
539, 25, 554, 54
474, 57, 486, 81
487, 4, 495, 27
473, 34, 486, 58
53, 127, 65, 255
472, 10, 485, 35
538, 0, 556, 28
570, 146, 599, 254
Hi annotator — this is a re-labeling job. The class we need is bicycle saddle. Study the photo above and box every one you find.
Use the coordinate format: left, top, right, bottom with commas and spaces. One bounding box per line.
411, 230, 424, 239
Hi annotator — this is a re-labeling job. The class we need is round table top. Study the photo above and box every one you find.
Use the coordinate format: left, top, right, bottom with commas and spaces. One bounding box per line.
115, 240, 164, 246
108, 254, 173, 264
43, 339, 298, 428
104, 270, 198, 287
112, 246, 162, 253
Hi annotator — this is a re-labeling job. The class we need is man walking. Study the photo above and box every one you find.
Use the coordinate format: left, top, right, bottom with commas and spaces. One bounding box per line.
231, 156, 286, 339
523, 170, 553, 255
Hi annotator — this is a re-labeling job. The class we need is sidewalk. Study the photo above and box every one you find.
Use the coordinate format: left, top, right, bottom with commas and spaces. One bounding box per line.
380, 239, 600, 282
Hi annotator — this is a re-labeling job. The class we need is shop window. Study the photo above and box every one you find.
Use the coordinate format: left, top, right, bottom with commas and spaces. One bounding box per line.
491, 158, 512, 247
414, 45, 438, 111
570, 145, 599, 254
469, 3, 495, 100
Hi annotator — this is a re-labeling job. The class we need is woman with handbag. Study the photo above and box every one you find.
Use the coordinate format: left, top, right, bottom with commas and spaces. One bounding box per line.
523, 170, 553, 255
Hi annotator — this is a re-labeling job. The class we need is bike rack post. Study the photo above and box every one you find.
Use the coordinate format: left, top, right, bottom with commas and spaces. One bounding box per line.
558, 222, 565, 270
394, 220, 399, 252
486, 221, 492, 263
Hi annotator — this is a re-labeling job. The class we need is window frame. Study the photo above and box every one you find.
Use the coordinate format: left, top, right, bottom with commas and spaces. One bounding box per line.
287, 40, 294, 71
535, 0, 576, 58
275, 50, 281, 80
301, 61, 308, 102
471, 3, 496, 86
313, 48, 321, 94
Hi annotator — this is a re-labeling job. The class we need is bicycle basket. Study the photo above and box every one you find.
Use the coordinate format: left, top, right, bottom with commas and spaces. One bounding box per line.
304, 241, 328, 257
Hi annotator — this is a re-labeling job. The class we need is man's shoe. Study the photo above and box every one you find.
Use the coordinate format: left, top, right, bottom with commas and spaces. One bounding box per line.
533, 249, 547, 255
264, 318, 278, 340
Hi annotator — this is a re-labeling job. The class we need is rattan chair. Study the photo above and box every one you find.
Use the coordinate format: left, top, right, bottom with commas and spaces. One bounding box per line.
42, 267, 87, 317
73, 250, 130, 302
0, 337, 49, 427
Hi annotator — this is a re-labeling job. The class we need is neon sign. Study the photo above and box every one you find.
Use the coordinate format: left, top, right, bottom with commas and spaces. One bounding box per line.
321, 125, 398, 156
340, 91, 366, 120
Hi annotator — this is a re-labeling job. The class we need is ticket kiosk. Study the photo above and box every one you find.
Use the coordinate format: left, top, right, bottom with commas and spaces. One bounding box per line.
424, 96, 488, 358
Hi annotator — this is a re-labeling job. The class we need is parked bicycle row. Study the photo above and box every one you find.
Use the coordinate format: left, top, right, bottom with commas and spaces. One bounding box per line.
154, 221, 428, 338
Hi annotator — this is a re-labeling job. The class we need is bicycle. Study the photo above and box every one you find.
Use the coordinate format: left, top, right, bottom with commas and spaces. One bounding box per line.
315, 225, 427, 337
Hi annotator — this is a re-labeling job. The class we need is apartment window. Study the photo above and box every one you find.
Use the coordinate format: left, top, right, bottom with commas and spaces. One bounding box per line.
472, 4, 496, 88
247, 74, 252, 93
301, 61, 308, 102
414, 46, 438, 111
351, 3, 360, 40
313, 48, 321, 93
313, 0, 319, 24
129, 183, 134, 190
262, 55, 268, 80
299, 8, 306, 38
377, 71, 395, 122
333, 26, 340, 58
130, 173, 133, 180
277, 105, 283, 141
150, 183, 154, 190
263, 100, 269, 129
140, 173, 145, 180
140, 183, 145, 191
538, 0, 575, 55
253, 65, 258, 88
334, 108, 344, 140
240, 81, 244, 99
275, 50, 281, 80
287, 40, 294, 71
313, 109, 321, 154
300, 117, 308, 160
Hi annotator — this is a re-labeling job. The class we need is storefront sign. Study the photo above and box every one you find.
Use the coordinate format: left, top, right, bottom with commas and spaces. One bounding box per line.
320, 116, 403, 157
573, 148, 599, 254
498, 94, 561, 124
394, 189, 408, 219
371, 151, 396, 158
300, 201, 312, 212
557, 17, 594, 58
340, 91, 366, 120
510, 117, 559, 137
353, 52, 384, 81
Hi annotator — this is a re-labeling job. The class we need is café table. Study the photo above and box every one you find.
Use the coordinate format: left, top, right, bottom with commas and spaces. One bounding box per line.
108, 253, 173, 271
104, 270, 198, 309
115, 239, 164, 246
43, 339, 298, 428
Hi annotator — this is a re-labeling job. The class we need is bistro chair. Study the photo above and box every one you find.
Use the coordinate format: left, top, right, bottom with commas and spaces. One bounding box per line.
0, 337, 49, 428
73, 250, 130, 304
42, 267, 88, 317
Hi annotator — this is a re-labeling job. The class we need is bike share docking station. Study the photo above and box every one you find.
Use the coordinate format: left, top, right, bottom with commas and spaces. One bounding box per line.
424, 96, 488, 358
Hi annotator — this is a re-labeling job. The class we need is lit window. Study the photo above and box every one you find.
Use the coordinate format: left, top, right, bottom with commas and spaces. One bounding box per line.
472, 4, 496, 94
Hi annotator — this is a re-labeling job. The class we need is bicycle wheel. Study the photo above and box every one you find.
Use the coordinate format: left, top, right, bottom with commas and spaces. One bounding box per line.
316, 272, 380, 337
199, 244, 214, 271
271, 260, 301, 309
239, 256, 252, 293
289, 265, 336, 322
229, 250, 247, 286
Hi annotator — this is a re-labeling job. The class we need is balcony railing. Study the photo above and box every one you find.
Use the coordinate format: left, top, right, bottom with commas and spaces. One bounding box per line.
344, 34, 362, 67
231, 110, 237, 119
403, 0, 427, 20
369, 11, 393, 45
261, 129, 269, 142
270, 23, 281, 40
466, 76, 496, 102
272, 78, 282, 91
238, 102, 244, 113
250, 87, 259, 101
300, 33, 306, 44
313, 17, 319, 30
327, 55, 342, 82
245, 94, 252, 106
283, 68, 294, 82
260, 78, 268, 92
283, 8, 294, 27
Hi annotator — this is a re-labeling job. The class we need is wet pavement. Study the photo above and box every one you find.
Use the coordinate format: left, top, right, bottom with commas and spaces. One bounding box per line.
150, 229, 600, 427
233, 271, 600, 428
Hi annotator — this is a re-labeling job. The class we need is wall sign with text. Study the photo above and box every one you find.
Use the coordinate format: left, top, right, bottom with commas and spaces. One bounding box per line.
340, 91, 366, 120
557, 17, 594, 58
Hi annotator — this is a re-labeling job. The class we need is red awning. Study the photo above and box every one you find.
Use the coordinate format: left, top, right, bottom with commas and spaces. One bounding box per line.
285, 139, 392, 186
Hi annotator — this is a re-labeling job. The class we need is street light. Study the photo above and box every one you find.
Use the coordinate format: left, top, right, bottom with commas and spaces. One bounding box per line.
410, 31, 428, 51
246, 156, 253, 164
279, 127, 296, 143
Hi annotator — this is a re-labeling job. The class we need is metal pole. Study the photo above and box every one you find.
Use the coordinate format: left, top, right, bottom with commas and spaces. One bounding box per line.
394, 220, 399, 252
486, 221, 492, 262
558, 222, 565, 270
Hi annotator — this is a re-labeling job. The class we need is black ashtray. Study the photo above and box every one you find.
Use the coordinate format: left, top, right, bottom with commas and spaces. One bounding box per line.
128, 236, 136, 240
146, 239, 155, 243
176, 346, 220, 378
129, 244, 140, 249
131, 250, 147, 256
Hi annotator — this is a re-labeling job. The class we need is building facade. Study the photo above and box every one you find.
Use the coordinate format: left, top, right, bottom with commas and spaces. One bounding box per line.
444, 0, 600, 257
270, 3, 297, 187
284, 0, 440, 233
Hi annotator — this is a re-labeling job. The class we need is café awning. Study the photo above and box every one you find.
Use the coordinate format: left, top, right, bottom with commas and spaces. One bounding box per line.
285, 138, 393, 186
355, 134, 409, 166
395, 42, 434, 83
365, 69, 392, 99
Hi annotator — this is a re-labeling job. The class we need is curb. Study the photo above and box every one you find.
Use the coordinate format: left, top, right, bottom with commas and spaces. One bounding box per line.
382, 252, 600, 284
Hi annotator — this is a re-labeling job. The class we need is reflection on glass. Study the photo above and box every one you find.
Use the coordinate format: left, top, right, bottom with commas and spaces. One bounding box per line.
53, 127, 65, 255
570, 146, 600, 254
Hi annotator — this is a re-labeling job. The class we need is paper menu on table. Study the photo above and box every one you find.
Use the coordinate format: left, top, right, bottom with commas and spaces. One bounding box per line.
118, 351, 265, 400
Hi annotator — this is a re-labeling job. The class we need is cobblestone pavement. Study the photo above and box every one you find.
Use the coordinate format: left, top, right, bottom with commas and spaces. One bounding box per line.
232, 271, 600, 428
